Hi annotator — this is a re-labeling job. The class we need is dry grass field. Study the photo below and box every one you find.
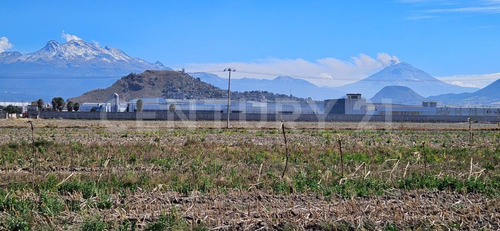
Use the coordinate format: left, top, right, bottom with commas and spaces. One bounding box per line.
0, 119, 499, 230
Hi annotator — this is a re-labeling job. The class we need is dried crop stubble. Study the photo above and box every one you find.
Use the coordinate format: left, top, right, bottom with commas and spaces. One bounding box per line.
0, 119, 499, 230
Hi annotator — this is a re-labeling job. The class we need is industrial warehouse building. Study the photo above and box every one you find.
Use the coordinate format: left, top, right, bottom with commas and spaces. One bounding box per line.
22, 93, 500, 122
76, 93, 500, 117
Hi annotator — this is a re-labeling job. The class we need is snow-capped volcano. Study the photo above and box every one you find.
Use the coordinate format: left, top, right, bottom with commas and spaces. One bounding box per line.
0, 39, 169, 76
335, 62, 478, 97
0, 38, 171, 102
19, 40, 136, 63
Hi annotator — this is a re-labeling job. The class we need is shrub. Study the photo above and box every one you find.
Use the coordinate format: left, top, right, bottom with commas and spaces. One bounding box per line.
81, 217, 106, 231
58, 180, 96, 199
145, 210, 188, 231
96, 195, 112, 209
39, 192, 64, 217
6, 215, 31, 231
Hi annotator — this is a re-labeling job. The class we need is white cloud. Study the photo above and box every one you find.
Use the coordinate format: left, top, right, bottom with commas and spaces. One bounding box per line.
426, 5, 500, 13
184, 53, 401, 87
399, 0, 462, 5
402, 0, 500, 20
0, 37, 13, 52
436, 73, 500, 88
377, 53, 400, 66
405, 15, 437, 20
61, 30, 83, 42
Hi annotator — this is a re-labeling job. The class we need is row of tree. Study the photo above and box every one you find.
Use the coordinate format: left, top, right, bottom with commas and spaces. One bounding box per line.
50, 97, 80, 112
4, 97, 177, 114
33, 97, 80, 112
1, 105, 22, 114
1, 98, 82, 118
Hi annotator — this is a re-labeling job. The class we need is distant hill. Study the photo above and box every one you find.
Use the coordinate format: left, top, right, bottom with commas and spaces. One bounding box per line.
370, 86, 426, 105
70, 70, 304, 103
428, 79, 500, 106
0, 39, 170, 102
191, 72, 345, 100
335, 62, 477, 98
474, 78, 500, 97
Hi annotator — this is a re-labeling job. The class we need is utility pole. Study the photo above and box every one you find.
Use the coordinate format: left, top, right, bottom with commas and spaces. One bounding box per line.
224, 68, 235, 128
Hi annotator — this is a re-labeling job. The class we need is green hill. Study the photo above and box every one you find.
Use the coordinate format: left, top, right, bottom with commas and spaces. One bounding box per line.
70, 70, 303, 103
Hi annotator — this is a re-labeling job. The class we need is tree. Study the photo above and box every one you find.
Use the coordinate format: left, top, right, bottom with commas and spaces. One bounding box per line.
136, 99, 143, 112
66, 101, 74, 112
37, 99, 44, 111
169, 103, 176, 112
73, 103, 80, 112
57, 97, 64, 111
51, 98, 57, 111
4, 105, 18, 115
51, 97, 65, 112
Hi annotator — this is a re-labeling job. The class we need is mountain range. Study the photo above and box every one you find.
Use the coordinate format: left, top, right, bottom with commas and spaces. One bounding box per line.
428, 79, 500, 106
190, 72, 345, 100
0, 38, 497, 106
194, 62, 500, 106
368, 78, 500, 106
332, 62, 477, 98
0, 39, 168, 76
193, 63, 479, 100
0, 39, 169, 101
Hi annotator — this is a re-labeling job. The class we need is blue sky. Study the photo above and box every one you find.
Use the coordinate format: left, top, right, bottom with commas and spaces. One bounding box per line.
1, 0, 500, 87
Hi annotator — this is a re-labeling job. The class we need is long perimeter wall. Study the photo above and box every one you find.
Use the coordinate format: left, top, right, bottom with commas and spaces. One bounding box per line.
35, 111, 500, 123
